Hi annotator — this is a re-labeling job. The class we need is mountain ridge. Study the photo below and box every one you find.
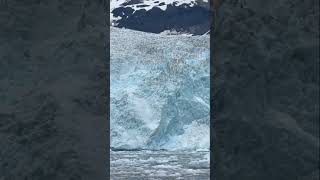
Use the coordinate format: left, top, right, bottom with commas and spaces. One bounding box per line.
110, 0, 210, 35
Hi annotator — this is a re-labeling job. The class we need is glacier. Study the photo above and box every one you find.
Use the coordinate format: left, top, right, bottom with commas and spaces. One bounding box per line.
110, 27, 210, 150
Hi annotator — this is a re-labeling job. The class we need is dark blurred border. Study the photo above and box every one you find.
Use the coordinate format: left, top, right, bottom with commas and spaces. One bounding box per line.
211, 0, 319, 179
0, 0, 109, 179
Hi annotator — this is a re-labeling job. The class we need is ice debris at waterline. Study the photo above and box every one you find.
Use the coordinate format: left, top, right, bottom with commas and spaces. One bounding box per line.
110, 150, 210, 179
111, 27, 210, 150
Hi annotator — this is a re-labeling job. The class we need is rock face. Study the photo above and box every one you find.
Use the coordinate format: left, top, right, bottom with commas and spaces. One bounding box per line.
212, 0, 319, 179
0, 0, 108, 179
110, 0, 210, 35
110, 27, 210, 150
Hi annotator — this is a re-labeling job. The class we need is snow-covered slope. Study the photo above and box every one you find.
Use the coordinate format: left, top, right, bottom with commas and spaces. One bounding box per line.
110, 0, 210, 35
110, 27, 210, 150
111, 0, 200, 11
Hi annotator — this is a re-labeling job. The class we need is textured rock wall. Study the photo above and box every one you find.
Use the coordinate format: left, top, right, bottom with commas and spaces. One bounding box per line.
0, 0, 109, 179
212, 0, 319, 179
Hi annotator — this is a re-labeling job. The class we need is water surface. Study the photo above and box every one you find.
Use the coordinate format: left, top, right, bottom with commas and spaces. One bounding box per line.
110, 150, 210, 180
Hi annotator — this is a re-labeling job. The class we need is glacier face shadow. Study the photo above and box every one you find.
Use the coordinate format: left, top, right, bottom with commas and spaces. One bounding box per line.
110, 27, 210, 151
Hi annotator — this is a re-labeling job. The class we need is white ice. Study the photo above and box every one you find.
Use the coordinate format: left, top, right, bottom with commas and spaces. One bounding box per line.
110, 27, 210, 150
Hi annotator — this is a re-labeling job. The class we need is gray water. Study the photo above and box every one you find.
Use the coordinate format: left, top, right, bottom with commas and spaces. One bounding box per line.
110, 150, 210, 180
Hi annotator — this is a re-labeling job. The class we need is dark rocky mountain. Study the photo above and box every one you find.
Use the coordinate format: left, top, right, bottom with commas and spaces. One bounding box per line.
111, 0, 210, 35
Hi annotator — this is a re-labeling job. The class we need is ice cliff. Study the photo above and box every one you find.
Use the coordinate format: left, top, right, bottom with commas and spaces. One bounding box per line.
110, 27, 210, 150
